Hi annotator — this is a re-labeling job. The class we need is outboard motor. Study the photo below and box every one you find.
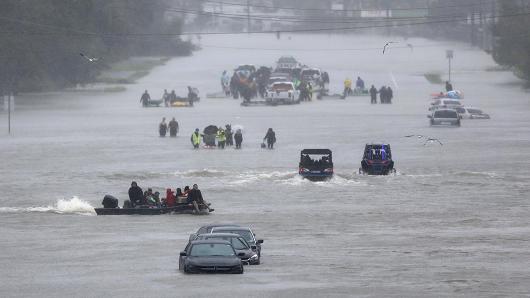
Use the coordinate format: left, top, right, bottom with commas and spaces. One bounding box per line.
102, 195, 119, 208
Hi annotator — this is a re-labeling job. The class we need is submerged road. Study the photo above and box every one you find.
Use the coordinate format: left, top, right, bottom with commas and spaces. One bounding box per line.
1, 34, 530, 297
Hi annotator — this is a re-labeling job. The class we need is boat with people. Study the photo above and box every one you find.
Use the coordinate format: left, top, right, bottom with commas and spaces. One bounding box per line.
95, 183, 214, 215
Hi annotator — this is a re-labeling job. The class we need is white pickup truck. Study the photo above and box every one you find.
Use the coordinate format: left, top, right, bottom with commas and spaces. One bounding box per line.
265, 82, 300, 105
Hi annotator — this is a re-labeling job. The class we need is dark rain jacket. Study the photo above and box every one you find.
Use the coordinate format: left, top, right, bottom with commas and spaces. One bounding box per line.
128, 186, 144, 206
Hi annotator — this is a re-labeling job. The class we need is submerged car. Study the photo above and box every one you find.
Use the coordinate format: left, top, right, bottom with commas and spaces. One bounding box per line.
194, 233, 259, 265
179, 240, 244, 274
211, 226, 264, 265
189, 223, 240, 241
299, 149, 333, 181
429, 98, 462, 111
455, 107, 490, 119
429, 109, 461, 126
359, 144, 396, 175
265, 82, 300, 105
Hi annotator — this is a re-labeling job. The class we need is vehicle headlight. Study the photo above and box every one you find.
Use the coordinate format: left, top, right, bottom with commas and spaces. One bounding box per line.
250, 254, 258, 260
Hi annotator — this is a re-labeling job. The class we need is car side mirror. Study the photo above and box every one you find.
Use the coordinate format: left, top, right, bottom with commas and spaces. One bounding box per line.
237, 252, 246, 257
257, 239, 264, 244
251, 245, 257, 250
180, 251, 187, 257
188, 233, 197, 241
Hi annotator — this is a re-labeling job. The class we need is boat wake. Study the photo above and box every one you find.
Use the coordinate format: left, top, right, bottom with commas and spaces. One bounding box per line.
0, 197, 95, 216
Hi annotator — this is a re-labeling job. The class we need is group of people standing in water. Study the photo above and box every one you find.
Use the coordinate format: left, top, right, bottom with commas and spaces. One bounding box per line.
159, 117, 179, 137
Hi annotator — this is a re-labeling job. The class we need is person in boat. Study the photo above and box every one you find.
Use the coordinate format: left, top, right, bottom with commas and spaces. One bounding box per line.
343, 78, 353, 98
163, 89, 170, 107
191, 128, 201, 149
166, 188, 176, 207
159, 117, 167, 137
169, 118, 179, 137
225, 125, 233, 146
234, 129, 243, 149
183, 186, 191, 197
188, 184, 213, 212
128, 181, 144, 207
369, 85, 378, 104
445, 81, 453, 92
140, 90, 151, 107
356, 76, 365, 90
217, 128, 226, 149
264, 128, 276, 149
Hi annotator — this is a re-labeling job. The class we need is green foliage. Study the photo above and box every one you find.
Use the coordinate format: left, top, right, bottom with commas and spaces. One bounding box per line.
0, 0, 192, 92
493, 0, 530, 82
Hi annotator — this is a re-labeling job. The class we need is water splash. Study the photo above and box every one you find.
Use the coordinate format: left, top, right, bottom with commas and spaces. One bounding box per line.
0, 197, 95, 215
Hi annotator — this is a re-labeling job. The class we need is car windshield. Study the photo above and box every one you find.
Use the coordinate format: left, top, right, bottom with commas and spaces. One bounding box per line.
189, 243, 235, 257
455, 107, 465, 113
200, 236, 249, 250
272, 83, 293, 91
434, 110, 458, 118
213, 229, 254, 243
467, 108, 482, 114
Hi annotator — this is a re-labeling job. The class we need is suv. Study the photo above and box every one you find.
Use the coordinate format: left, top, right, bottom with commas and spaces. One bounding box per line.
429, 109, 461, 126
359, 144, 395, 175
429, 98, 462, 111
299, 149, 333, 181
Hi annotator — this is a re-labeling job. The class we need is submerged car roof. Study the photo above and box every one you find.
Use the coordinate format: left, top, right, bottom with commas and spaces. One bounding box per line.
197, 233, 243, 238
301, 149, 332, 155
212, 226, 252, 232
190, 239, 232, 245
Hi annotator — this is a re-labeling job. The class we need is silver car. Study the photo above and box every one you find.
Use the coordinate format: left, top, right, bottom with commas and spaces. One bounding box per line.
429, 109, 461, 126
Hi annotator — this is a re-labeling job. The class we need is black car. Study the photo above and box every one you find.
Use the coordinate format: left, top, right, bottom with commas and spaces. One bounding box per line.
299, 149, 334, 181
188, 223, 240, 241
194, 233, 260, 265
210, 226, 264, 265
359, 143, 396, 175
179, 240, 244, 274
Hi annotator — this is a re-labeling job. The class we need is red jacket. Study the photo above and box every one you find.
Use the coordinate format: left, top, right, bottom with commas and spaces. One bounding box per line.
166, 189, 176, 207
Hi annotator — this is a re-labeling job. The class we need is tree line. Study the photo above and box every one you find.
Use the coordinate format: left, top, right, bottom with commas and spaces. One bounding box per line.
493, 0, 530, 83
0, 0, 193, 93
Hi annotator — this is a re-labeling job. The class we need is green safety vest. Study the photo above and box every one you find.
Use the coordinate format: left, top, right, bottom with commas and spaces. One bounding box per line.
192, 132, 201, 145
217, 132, 226, 142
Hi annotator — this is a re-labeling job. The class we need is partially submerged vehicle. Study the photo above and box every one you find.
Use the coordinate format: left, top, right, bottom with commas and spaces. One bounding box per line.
359, 144, 396, 175
429, 98, 462, 111
275, 56, 299, 71
299, 149, 334, 181
428, 109, 461, 126
265, 82, 300, 105
179, 240, 244, 274
455, 107, 490, 119
142, 98, 163, 107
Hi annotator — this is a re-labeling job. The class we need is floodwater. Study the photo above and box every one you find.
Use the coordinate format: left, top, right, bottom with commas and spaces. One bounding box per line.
1, 34, 530, 297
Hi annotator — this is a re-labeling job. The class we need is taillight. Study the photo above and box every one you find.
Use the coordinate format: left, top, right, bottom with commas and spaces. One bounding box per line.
323, 168, 333, 173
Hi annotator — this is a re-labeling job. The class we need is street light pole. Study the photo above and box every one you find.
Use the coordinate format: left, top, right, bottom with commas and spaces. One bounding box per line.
8, 93, 11, 134
446, 50, 454, 82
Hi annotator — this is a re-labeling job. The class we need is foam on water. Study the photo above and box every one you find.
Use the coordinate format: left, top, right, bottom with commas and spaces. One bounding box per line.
0, 197, 95, 215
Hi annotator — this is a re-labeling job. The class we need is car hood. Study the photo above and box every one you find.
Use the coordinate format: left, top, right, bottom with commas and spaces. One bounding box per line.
236, 249, 255, 258
187, 256, 240, 267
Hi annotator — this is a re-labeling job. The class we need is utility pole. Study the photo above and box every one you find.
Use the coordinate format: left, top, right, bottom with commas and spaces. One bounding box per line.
247, 0, 251, 33
8, 93, 11, 134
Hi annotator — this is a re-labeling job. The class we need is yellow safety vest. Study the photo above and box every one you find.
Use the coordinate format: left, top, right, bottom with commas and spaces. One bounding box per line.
192, 132, 201, 145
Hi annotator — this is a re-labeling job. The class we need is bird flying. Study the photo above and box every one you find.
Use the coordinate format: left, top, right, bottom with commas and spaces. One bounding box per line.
80, 53, 100, 62
423, 138, 443, 146
383, 41, 397, 54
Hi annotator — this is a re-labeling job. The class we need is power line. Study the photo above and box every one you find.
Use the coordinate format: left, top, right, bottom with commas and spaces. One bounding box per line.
202, 0, 497, 13
0, 11, 529, 38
